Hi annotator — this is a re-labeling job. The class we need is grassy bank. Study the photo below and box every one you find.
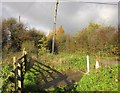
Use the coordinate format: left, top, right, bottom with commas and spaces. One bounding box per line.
76, 64, 118, 91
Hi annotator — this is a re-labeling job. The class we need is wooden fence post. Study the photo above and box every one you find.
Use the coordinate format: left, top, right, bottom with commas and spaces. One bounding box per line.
20, 62, 23, 93
13, 57, 17, 93
22, 48, 27, 72
86, 55, 90, 73
2, 49, 28, 93
17, 62, 22, 93
12, 49, 27, 93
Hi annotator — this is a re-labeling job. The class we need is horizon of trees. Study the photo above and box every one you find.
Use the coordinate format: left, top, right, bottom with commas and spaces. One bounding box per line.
1, 17, 119, 56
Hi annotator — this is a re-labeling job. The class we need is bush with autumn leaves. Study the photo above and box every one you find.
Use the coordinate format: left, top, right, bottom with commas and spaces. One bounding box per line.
1, 18, 119, 57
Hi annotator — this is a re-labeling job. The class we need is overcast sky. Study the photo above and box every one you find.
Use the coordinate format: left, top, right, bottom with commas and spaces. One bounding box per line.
1, 0, 119, 35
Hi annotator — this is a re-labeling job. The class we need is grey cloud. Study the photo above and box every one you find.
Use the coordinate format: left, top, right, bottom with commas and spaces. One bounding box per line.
2, 2, 118, 35
1, 0, 119, 2
57, 2, 118, 34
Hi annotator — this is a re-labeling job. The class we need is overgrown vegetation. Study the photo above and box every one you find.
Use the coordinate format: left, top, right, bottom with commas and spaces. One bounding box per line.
76, 65, 118, 91
2, 18, 119, 57
1, 18, 119, 92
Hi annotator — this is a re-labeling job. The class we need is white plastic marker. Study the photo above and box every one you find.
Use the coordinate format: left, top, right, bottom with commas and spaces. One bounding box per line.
87, 55, 90, 73
96, 57, 99, 69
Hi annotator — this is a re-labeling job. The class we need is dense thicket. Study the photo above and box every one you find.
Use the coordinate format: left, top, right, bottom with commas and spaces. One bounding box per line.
2, 18, 45, 53
48, 23, 118, 56
1, 18, 119, 56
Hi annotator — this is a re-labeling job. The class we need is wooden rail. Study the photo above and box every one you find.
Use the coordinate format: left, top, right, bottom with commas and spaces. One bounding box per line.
13, 49, 27, 93
1, 49, 27, 93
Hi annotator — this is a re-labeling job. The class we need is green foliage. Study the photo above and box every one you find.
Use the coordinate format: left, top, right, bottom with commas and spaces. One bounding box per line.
22, 41, 35, 53
23, 71, 45, 92
2, 64, 13, 78
1, 64, 14, 92
42, 53, 95, 72
28, 28, 45, 48
56, 23, 118, 56
38, 37, 47, 55
24, 71, 36, 86
2, 18, 118, 92
2, 18, 46, 53
48, 84, 78, 92
2, 18, 26, 51
76, 65, 118, 91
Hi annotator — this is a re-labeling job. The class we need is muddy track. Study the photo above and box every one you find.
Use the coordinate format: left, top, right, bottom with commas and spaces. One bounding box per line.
27, 56, 118, 91
27, 58, 84, 90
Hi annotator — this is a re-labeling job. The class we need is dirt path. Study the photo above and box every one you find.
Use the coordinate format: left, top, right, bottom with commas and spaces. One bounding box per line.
27, 56, 119, 91
28, 58, 84, 90
57, 70, 84, 87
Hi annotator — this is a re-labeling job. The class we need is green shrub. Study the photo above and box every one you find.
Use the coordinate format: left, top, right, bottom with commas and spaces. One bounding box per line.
22, 41, 35, 53
24, 71, 36, 86
2, 64, 13, 78
76, 65, 118, 91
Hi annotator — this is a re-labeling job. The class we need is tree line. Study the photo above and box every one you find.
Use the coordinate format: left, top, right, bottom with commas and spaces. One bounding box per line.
1, 18, 119, 56
48, 23, 119, 56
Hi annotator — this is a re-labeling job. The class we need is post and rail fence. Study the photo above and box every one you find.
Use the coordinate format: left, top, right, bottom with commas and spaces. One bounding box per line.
1, 48, 27, 93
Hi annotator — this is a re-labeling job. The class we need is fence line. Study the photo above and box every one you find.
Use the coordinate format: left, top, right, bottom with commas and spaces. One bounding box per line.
1, 49, 27, 93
